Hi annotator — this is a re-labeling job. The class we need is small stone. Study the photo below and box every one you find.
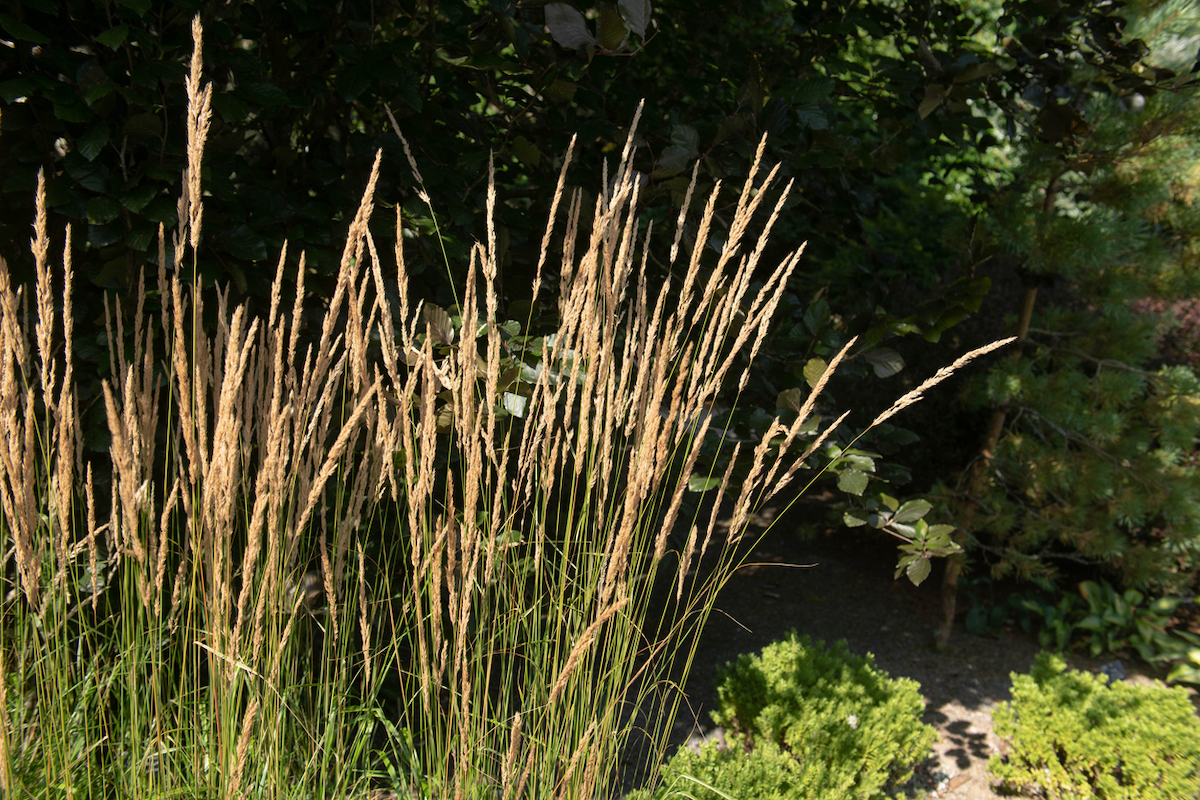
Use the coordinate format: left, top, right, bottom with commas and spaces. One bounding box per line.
1099, 660, 1127, 683
684, 726, 727, 753
947, 773, 971, 790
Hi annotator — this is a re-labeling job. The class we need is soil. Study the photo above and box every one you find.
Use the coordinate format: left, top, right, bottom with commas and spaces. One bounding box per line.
649, 498, 1185, 800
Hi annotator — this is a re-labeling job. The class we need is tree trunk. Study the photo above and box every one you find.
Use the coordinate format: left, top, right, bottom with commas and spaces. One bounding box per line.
935, 284, 1039, 650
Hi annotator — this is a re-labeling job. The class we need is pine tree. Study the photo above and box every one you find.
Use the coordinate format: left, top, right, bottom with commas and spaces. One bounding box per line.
937, 0, 1200, 645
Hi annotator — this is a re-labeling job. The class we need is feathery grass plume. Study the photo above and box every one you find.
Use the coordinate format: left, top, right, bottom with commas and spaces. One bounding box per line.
870, 337, 1016, 428
0, 259, 40, 608
184, 14, 212, 251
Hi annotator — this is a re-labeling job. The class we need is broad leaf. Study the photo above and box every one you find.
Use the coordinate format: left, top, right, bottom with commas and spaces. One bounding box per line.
617, 0, 651, 39
501, 392, 528, 418
0, 14, 51, 44
954, 61, 999, 82
802, 358, 827, 389
906, 556, 932, 586
77, 123, 111, 162
511, 135, 542, 167
918, 85, 946, 119
803, 298, 830, 333
965, 603, 989, 635
837, 468, 869, 496
424, 304, 455, 346
86, 196, 121, 225
96, 25, 129, 50
864, 347, 905, 378
545, 4, 595, 50
776, 387, 804, 413
598, 5, 628, 51
893, 499, 932, 524
843, 509, 869, 528
688, 474, 722, 492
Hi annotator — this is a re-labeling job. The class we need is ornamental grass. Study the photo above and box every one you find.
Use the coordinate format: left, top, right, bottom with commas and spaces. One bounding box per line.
0, 18, 1004, 800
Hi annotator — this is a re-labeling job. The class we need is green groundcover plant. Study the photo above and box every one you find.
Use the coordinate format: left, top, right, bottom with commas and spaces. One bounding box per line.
990, 652, 1200, 800
630, 633, 936, 800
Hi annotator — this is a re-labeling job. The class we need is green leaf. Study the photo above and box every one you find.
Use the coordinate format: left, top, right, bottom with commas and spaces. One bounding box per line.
918, 85, 946, 119
795, 105, 828, 130
0, 76, 39, 103
906, 556, 931, 586
545, 3, 595, 50
653, 124, 700, 178
1149, 596, 1185, 615
842, 453, 875, 472
213, 93, 251, 123
864, 347, 905, 378
925, 524, 957, 545
86, 196, 121, 225
119, 183, 158, 213
776, 387, 804, 413
791, 76, 835, 105
617, 0, 651, 39
336, 64, 372, 100
653, 145, 693, 178
802, 358, 827, 389
688, 474, 722, 493
501, 392, 528, 419
543, 79, 577, 102
123, 113, 163, 140
893, 499, 932, 524
953, 61, 999, 83
843, 509, 869, 528
0, 14, 51, 43
83, 81, 118, 106
96, 25, 129, 49
241, 81, 290, 108
76, 123, 111, 162
990, 605, 1008, 629
219, 225, 269, 262
966, 603, 989, 636
124, 222, 155, 251
837, 469, 869, 496
803, 298, 830, 333
54, 102, 90, 123
597, 5, 628, 51
511, 135, 542, 168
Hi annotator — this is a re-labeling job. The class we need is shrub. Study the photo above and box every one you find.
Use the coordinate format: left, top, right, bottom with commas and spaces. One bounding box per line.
989, 652, 1200, 799
633, 633, 935, 800
627, 740, 805, 800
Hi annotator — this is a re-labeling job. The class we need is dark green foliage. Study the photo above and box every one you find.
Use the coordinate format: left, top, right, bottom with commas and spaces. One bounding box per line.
990, 652, 1200, 799
660, 633, 937, 800
959, 577, 1200, 678
6, 0, 1191, 588
945, 3, 1200, 593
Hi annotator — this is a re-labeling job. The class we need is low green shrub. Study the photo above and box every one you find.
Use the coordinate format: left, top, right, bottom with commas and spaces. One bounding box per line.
989, 652, 1200, 799
632, 633, 935, 800
627, 740, 806, 800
